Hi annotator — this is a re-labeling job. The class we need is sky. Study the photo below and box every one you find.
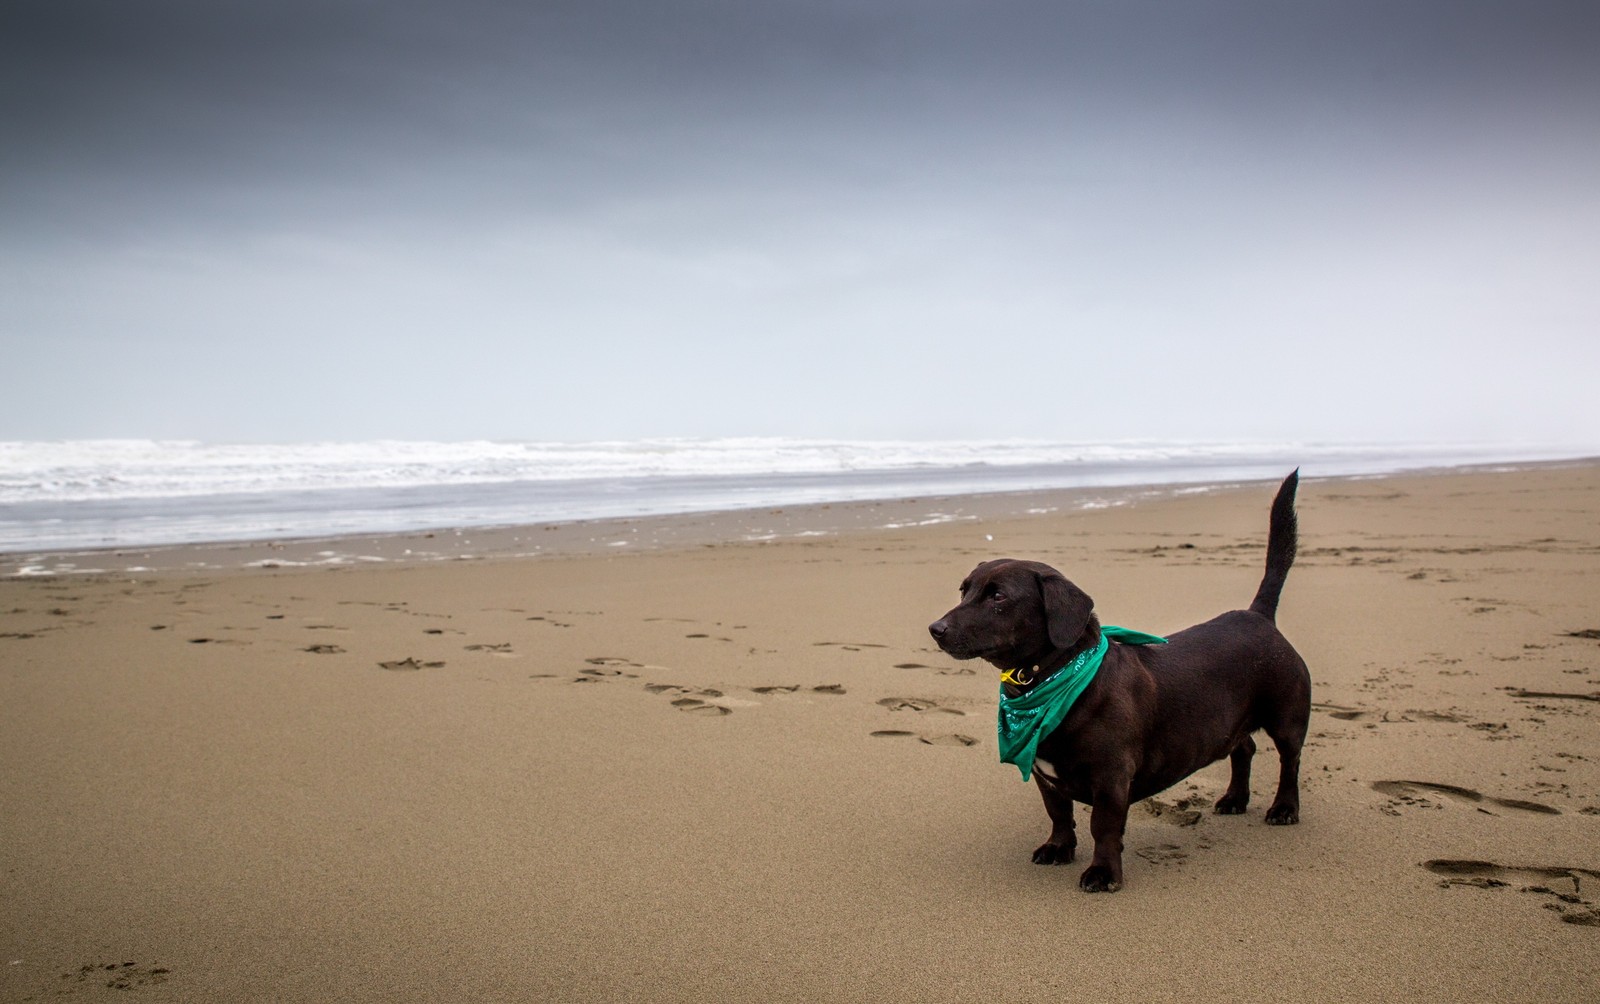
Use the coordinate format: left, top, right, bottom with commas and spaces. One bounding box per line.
3, 1, 1598, 446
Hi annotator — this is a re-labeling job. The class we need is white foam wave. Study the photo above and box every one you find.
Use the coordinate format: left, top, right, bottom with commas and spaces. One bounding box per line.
0, 437, 1571, 505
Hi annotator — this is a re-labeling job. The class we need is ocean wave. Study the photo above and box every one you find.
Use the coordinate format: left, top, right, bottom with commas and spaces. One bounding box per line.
0, 438, 1590, 553
0, 437, 1556, 504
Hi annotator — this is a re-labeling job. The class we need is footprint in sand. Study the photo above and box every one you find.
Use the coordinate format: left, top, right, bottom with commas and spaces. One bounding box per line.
1503, 688, 1600, 704
814, 641, 889, 652
1140, 796, 1206, 827
812, 684, 847, 695
577, 657, 643, 680
465, 642, 516, 656
877, 696, 966, 716
637, 682, 739, 715
1316, 702, 1468, 724
303, 643, 345, 655
378, 658, 444, 671
1423, 859, 1600, 926
1135, 843, 1189, 865
869, 730, 978, 747
57, 961, 173, 992
672, 696, 732, 716
526, 615, 573, 628
1372, 780, 1560, 816
919, 733, 978, 747
752, 684, 801, 694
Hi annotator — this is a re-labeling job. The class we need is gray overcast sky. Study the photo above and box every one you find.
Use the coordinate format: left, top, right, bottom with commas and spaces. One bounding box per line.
3, 1, 1597, 445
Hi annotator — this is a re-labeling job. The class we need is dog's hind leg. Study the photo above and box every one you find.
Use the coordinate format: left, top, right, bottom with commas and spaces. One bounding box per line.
1213, 734, 1256, 815
1031, 774, 1077, 865
1263, 713, 1308, 825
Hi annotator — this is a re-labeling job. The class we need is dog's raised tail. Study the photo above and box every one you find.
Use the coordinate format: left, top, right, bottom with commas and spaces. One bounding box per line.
1249, 469, 1299, 622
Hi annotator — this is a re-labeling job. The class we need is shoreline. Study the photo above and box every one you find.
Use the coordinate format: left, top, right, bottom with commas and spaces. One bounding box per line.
5, 455, 1595, 578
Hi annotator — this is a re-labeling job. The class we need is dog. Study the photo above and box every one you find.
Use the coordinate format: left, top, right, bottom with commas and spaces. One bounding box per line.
928, 471, 1309, 892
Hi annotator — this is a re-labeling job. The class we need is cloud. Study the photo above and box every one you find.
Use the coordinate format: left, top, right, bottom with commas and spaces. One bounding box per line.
2, 2, 1597, 443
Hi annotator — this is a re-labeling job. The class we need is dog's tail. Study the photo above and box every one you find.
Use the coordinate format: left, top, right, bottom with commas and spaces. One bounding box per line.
1249, 469, 1299, 622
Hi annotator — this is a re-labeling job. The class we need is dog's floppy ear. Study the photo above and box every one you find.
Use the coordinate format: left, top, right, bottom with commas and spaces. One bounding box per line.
1038, 570, 1094, 650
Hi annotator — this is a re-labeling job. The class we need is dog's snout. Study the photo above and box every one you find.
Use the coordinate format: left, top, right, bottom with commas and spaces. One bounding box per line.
929, 619, 949, 641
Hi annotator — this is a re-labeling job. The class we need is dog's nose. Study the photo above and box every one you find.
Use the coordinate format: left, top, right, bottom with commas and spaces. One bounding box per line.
929, 619, 948, 640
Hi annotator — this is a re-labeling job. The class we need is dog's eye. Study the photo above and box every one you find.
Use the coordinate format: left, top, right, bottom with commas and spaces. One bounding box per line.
990, 588, 1006, 604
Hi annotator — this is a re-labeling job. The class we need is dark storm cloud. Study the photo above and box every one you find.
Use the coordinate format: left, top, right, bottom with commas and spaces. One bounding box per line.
7, 0, 1596, 243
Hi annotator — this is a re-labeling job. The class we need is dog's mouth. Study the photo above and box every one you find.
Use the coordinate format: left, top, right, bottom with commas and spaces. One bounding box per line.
934, 640, 979, 660
935, 637, 1019, 672
930, 631, 990, 662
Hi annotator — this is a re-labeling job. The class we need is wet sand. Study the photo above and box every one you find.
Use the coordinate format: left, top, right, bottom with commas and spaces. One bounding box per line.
3, 461, 1598, 1001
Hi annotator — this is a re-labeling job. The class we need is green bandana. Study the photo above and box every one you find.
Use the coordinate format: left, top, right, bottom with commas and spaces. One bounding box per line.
997, 626, 1167, 781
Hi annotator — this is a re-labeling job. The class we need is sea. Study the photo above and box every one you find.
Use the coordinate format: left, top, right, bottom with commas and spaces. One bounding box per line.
0, 438, 1588, 554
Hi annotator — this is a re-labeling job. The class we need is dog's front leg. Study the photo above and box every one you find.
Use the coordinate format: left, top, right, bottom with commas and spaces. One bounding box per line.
1079, 783, 1132, 892
1031, 774, 1076, 865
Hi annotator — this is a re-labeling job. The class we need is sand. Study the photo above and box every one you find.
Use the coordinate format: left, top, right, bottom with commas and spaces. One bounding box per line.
3, 462, 1598, 1002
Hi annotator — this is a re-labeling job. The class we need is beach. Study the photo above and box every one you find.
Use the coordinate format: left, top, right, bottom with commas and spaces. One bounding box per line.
3, 460, 1598, 1002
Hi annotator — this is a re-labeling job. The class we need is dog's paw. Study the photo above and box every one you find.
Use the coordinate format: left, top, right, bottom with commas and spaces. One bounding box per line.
1213, 793, 1249, 815
1078, 865, 1122, 893
1032, 842, 1075, 865
1265, 803, 1300, 825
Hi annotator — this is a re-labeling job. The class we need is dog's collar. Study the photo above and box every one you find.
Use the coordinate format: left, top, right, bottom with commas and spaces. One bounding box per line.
997, 626, 1166, 781
999, 666, 1036, 687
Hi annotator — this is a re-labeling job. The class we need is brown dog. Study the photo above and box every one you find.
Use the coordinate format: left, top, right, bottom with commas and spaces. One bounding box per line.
928, 471, 1309, 892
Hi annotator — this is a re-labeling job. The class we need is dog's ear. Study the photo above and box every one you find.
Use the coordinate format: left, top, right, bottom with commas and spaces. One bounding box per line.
1038, 570, 1094, 650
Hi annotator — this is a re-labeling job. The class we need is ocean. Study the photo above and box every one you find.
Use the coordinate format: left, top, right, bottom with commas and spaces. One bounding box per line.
0, 438, 1586, 554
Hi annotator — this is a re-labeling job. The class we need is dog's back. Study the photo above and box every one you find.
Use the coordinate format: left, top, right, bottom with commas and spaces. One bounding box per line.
1129, 610, 1308, 793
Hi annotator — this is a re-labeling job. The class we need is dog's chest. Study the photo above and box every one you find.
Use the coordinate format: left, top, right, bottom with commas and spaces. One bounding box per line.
1030, 741, 1107, 802
1031, 754, 1095, 801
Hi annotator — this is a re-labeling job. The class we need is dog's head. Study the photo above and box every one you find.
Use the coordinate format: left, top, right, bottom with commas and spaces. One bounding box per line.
928, 559, 1098, 674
